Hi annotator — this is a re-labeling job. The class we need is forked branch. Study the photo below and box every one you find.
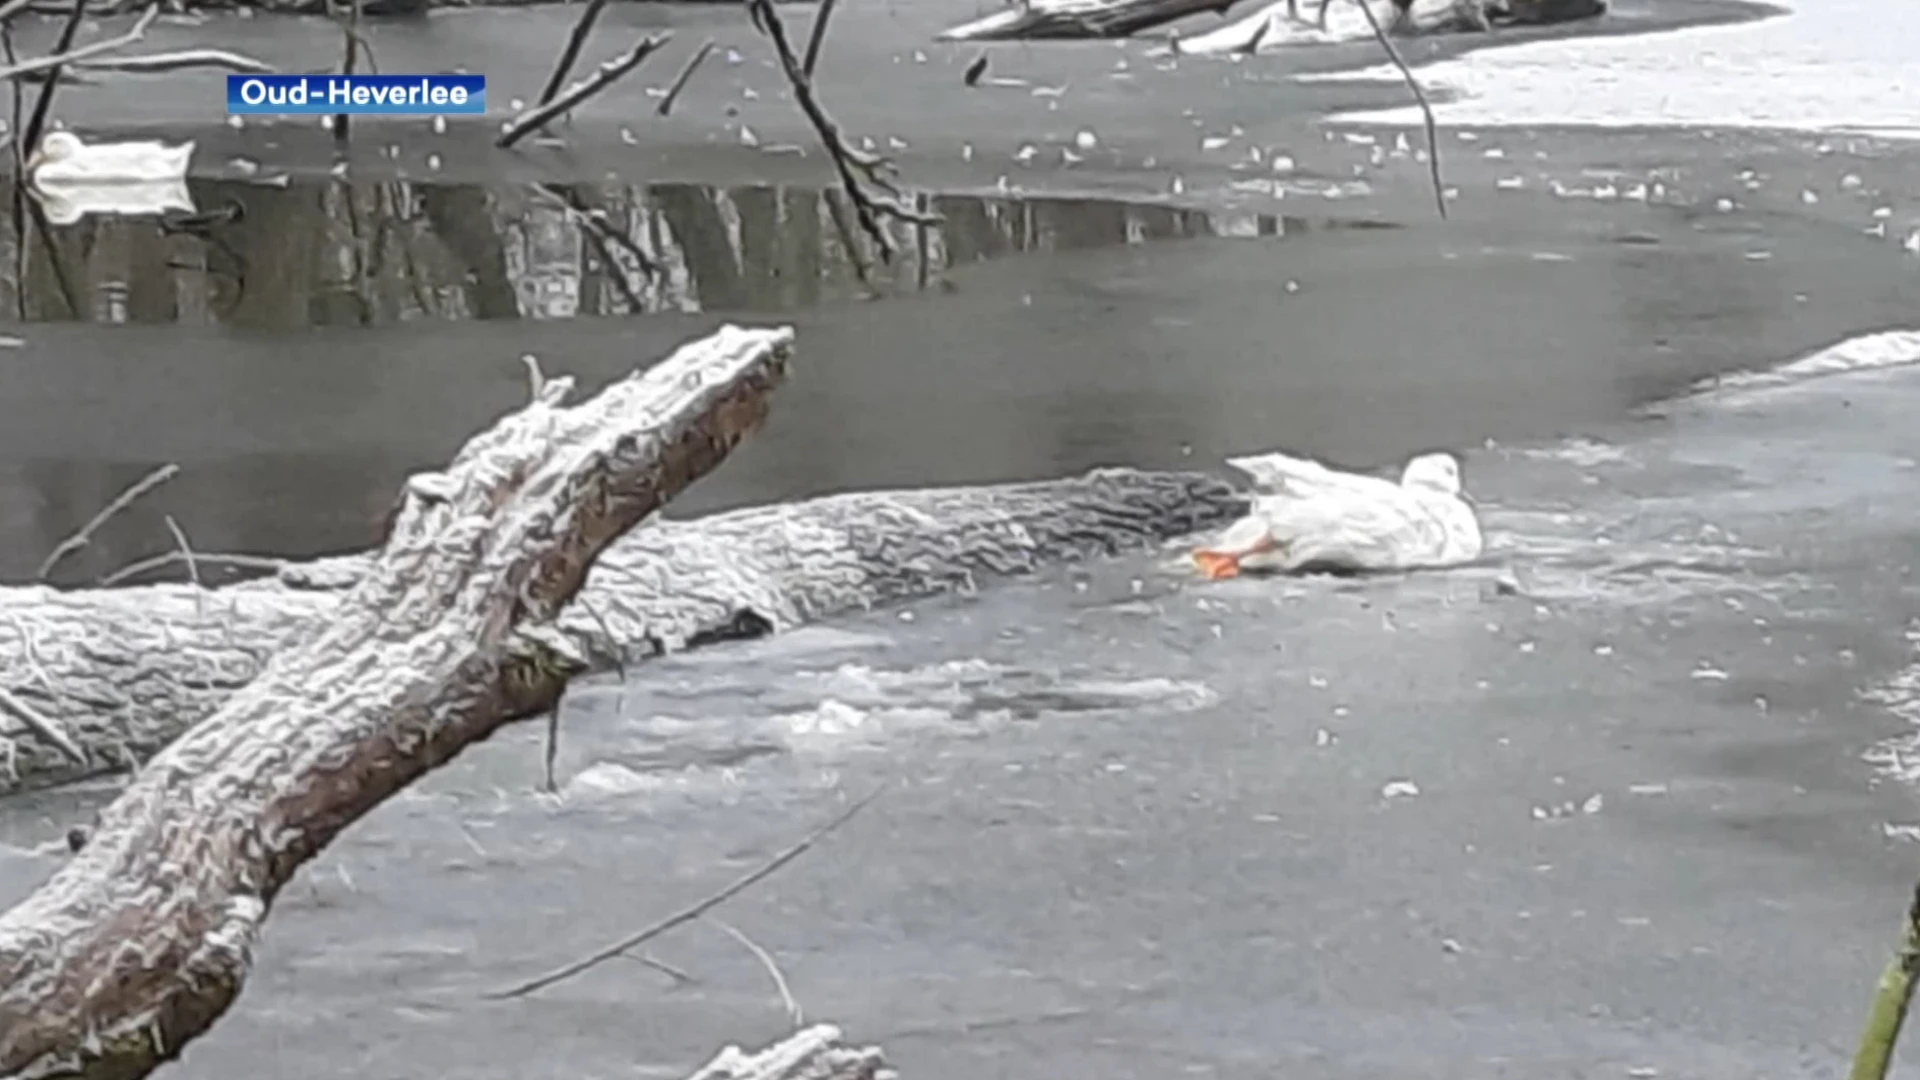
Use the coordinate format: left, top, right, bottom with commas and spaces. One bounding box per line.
0, 324, 794, 1080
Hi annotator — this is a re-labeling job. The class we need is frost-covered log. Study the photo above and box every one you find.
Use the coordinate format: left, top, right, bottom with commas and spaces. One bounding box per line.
944, 0, 1597, 44
937, 0, 1244, 41
0, 467, 1242, 796
688, 1025, 891, 1080
0, 323, 792, 1080
1176, 0, 1487, 53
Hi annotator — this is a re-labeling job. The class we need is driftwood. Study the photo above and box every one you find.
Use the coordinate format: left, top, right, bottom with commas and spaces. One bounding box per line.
0, 323, 792, 1078
0, 467, 1243, 796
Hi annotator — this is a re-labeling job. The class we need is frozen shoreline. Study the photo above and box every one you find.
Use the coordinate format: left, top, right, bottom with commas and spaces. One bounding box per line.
1310, 0, 1920, 135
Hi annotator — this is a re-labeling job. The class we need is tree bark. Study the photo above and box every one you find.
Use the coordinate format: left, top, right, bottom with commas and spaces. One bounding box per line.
938, 0, 1245, 41
0, 467, 1244, 796
0, 323, 793, 1080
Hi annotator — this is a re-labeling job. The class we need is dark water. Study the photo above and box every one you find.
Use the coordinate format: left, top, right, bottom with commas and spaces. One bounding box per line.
2, 169, 1917, 586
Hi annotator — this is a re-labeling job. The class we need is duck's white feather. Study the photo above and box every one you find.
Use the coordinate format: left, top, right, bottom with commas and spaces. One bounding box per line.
1201, 449, 1483, 574
1225, 451, 1402, 502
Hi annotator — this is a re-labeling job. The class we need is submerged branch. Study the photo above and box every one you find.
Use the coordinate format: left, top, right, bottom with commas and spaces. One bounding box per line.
490, 786, 884, 1000
535, 0, 610, 116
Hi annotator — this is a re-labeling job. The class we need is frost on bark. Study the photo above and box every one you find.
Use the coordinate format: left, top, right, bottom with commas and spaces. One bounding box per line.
0, 323, 793, 1080
0, 467, 1244, 796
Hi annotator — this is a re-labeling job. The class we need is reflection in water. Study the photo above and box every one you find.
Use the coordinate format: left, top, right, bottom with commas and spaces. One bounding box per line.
0, 175, 1308, 326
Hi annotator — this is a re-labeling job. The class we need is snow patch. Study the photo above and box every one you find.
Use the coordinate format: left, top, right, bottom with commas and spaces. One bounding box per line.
1304, 0, 1920, 134
1687, 329, 1920, 400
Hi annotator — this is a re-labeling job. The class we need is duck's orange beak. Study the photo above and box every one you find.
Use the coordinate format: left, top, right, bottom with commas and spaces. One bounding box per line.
1192, 550, 1242, 580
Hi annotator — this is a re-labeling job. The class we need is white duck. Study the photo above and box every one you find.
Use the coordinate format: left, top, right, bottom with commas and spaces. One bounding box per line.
27, 130, 195, 188
1190, 449, 1484, 579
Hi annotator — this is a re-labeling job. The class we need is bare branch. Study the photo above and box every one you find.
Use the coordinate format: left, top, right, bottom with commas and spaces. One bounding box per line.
1347, 0, 1447, 219
488, 785, 885, 1000
38, 463, 180, 581
0, 325, 794, 1078
74, 48, 273, 74
654, 38, 714, 117
800, 0, 840, 78
744, 0, 937, 263
535, 0, 610, 117
2, 3, 159, 85
714, 921, 803, 1029
497, 34, 671, 150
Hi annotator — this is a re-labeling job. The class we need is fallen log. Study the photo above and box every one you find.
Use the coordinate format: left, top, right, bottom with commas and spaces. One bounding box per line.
0, 467, 1243, 796
0, 323, 792, 1079
936, 0, 1245, 42
943, 0, 1597, 43
1176, 0, 1487, 52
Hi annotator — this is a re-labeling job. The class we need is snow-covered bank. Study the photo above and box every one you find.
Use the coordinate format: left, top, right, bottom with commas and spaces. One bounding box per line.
1303, 0, 1920, 134
1682, 329, 1920, 402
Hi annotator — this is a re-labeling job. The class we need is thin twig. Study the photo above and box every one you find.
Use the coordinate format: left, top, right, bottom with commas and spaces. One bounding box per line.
0, 684, 85, 765
161, 514, 202, 617
496, 33, 670, 150
535, 0, 609, 116
714, 920, 803, 1028
541, 684, 564, 793
72, 48, 273, 73
913, 191, 930, 291
38, 462, 179, 580
486, 785, 886, 1000
5, 23, 24, 325
745, 0, 935, 263
3, 3, 158, 86
637, 954, 696, 985
653, 38, 712, 117
618, 952, 697, 986
799, 0, 839, 78
1347, 0, 1446, 220
98, 549, 286, 587
0, 0, 37, 24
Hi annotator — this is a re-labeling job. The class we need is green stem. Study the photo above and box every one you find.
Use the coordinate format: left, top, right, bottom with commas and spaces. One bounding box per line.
1850, 880, 1920, 1080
